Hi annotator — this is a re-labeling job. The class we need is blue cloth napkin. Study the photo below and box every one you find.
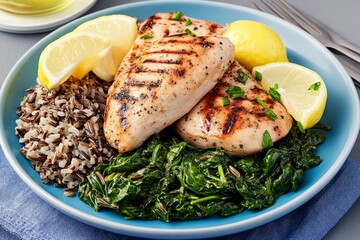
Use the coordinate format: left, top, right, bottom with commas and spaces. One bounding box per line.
1, 146, 359, 240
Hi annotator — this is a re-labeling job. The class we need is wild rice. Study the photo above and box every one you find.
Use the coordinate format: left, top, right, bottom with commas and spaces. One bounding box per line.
15, 74, 117, 195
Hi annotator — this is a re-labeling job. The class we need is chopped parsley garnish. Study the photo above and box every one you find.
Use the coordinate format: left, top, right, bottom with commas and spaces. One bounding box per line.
152, 40, 159, 45
222, 97, 230, 106
262, 130, 273, 148
297, 121, 305, 133
185, 28, 196, 36
265, 109, 278, 121
269, 83, 281, 101
256, 98, 277, 121
308, 82, 321, 91
241, 75, 249, 85
255, 71, 262, 81
256, 98, 267, 108
172, 11, 184, 20
237, 68, 243, 75
185, 28, 196, 37
236, 68, 248, 85
141, 33, 153, 39
135, 55, 141, 60
184, 19, 192, 26
226, 85, 244, 99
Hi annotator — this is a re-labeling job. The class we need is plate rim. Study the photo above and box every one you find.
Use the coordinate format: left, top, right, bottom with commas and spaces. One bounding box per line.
0, 0, 97, 34
0, 0, 359, 238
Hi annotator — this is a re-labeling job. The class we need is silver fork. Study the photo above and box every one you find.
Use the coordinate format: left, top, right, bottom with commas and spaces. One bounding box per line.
335, 53, 360, 88
254, 0, 360, 63
253, 0, 360, 86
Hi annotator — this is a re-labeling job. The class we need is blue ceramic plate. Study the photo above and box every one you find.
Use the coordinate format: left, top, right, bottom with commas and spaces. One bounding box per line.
0, 0, 359, 239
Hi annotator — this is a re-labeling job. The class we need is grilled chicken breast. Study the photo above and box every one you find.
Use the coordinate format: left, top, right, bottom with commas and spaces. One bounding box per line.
175, 61, 293, 156
114, 12, 226, 82
104, 30, 234, 152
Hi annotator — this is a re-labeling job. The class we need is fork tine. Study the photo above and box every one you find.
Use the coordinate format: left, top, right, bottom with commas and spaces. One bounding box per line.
257, 0, 318, 36
252, 0, 272, 15
253, 0, 288, 20
256, 0, 360, 54
277, 0, 321, 34
334, 53, 360, 87
255, 0, 310, 31
257, 0, 294, 22
274, 0, 360, 62
254, 0, 360, 83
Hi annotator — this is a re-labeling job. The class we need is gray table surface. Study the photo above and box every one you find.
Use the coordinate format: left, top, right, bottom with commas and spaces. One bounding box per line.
0, 0, 359, 239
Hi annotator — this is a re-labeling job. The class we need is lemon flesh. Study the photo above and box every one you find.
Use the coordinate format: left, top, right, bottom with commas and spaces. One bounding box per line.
224, 20, 288, 71
253, 62, 327, 129
74, 14, 138, 81
38, 31, 110, 89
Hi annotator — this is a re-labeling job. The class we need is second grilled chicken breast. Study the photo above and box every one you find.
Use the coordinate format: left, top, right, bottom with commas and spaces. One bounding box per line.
175, 61, 293, 156
104, 34, 234, 153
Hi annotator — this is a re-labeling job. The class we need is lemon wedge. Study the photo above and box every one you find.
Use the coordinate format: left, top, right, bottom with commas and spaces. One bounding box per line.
74, 14, 138, 81
223, 20, 288, 70
253, 62, 327, 129
38, 31, 111, 89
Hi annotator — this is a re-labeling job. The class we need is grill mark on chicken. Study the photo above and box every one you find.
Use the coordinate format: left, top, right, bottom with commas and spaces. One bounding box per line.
202, 93, 217, 132
119, 103, 129, 125
125, 79, 162, 88
200, 82, 228, 132
166, 14, 174, 20
139, 15, 158, 34
140, 93, 148, 100
223, 110, 237, 135
209, 23, 221, 34
112, 90, 136, 101
143, 59, 183, 65
135, 67, 169, 75
165, 36, 215, 48
205, 113, 212, 132
120, 117, 127, 127
202, 85, 249, 135
173, 69, 186, 77
144, 49, 196, 55
163, 28, 170, 36
135, 66, 167, 74
248, 98, 272, 119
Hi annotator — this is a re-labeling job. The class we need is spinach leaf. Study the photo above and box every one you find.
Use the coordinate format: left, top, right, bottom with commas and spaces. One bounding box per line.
79, 123, 328, 221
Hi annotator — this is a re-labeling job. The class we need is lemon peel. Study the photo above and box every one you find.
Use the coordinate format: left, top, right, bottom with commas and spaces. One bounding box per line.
224, 20, 288, 70
74, 14, 138, 81
253, 62, 327, 129
38, 31, 110, 89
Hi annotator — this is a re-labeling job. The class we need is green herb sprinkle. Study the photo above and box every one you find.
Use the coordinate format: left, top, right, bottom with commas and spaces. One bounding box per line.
185, 28, 196, 37
255, 71, 262, 81
262, 130, 273, 148
222, 97, 230, 106
184, 19, 192, 26
141, 33, 153, 39
172, 11, 184, 20
226, 85, 245, 99
269, 85, 281, 101
308, 82, 321, 91
297, 121, 305, 133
